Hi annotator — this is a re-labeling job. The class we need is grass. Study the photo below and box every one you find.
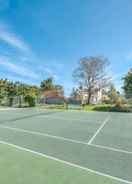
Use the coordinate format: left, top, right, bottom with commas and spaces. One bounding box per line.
83, 104, 132, 112
34, 104, 65, 109
83, 104, 112, 112
1, 103, 132, 112
0, 143, 124, 184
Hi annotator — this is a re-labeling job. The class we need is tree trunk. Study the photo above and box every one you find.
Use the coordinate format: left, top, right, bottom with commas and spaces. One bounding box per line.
18, 96, 22, 108
87, 88, 92, 104
9, 97, 13, 107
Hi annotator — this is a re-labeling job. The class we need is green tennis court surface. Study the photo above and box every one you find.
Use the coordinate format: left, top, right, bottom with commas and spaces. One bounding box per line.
0, 108, 132, 184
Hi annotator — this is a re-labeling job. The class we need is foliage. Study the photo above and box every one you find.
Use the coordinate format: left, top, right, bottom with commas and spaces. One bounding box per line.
54, 85, 64, 96
0, 79, 8, 104
0, 79, 39, 107
107, 84, 119, 103
37, 104, 65, 109
24, 95, 35, 107
40, 77, 55, 91
70, 87, 82, 101
127, 98, 132, 104
110, 105, 132, 112
122, 69, 132, 99
73, 56, 110, 104
114, 96, 124, 109
0, 77, 64, 108
106, 84, 125, 108
0, 79, 17, 106
40, 78, 64, 100
83, 104, 131, 112
84, 104, 112, 111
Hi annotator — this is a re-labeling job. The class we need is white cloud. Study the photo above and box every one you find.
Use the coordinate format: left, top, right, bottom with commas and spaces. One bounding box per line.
111, 73, 123, 81
0, 56, 38, 79
0, 23, 31, 52
45, 67, 58, 79
38, 65, 59, 80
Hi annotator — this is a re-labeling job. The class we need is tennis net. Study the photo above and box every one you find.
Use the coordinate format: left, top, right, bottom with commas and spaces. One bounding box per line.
0, 108, 63, 124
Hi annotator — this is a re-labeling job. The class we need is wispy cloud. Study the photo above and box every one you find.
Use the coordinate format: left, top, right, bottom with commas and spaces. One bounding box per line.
111, 73, 123, 81
46, 60, 64, 70
37, 64, 59, 80
0, 23, 30, 52
0, 56, 38, 79
44, 67, 58, 79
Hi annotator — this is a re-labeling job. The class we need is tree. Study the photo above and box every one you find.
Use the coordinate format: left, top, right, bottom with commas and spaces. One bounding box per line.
24, 95, 35, 107
115, 95, 124, 109
24, 85, 40, 107
122, 69, 132, 99
0, 79, 8, 104
107, 84, 124, 107
73, 56, 110, 104
15, 82, 25, 107
70, 87, 82, 101
54, 85, 64, 96
0, 77, 63, 107
0, 79, 17, 106
16, 83, 40, 107
107, 84, 118, 104
40, 78, 64, 100
6, 81, 17, 106
70, 88, 79, 99
40, 77, 54, 91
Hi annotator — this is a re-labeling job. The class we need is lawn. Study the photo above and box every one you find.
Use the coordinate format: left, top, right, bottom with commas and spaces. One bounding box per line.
83, 104, 112, 111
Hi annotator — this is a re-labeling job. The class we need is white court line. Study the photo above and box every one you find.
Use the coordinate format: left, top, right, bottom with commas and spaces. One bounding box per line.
0, 140, 131, 184
0, 108, 18, 111
88, 116, 110, 145
1, 124, 132, 156
90, 143, 132, 155
0, 125, 88, 145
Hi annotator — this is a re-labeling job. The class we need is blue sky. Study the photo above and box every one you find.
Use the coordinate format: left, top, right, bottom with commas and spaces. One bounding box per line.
0, 0, 132, 95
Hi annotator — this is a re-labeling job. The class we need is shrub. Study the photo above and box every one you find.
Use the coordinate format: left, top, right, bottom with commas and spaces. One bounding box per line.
110, 105, 132, 112
24, 95, 35, 107
127, 98, 132, 104
93, 104, 112, 111
115, 96, 124, 109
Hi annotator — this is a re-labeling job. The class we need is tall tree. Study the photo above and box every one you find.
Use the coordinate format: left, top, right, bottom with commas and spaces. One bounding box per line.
6, 81, 17, 106
54, 85, 64, 96
15, 82, 39, 107
40, 77, 54, 91
122, 68, 132, 99
73, 56, 110, 104
107, 84, 119, 104
70, 87, 82, 101
0, 79, 8, 104
40, 78, 64, 97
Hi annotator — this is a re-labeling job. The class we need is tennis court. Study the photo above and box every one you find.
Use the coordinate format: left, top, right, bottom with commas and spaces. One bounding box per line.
0, 108, 132, 184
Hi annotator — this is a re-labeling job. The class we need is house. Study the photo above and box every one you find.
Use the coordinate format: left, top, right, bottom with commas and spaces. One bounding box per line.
81, 88, 107, 104
40, 88, 65, 105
